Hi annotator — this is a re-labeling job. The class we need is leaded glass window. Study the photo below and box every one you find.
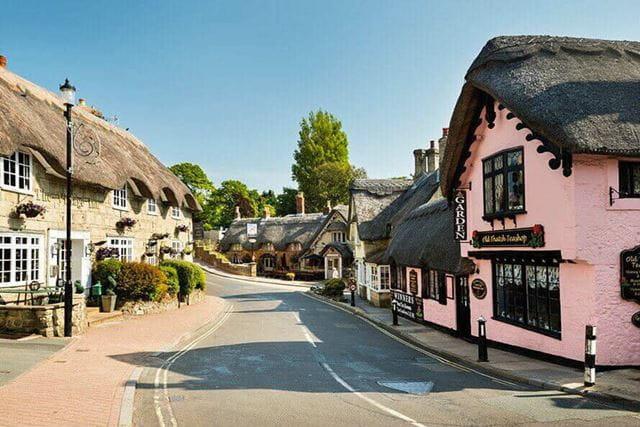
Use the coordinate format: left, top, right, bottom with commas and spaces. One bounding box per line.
483, 148, 525, 218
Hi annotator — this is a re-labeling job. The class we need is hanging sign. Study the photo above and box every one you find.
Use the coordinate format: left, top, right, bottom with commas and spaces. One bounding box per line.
409, 270, 418, 294
471, 279, 487, 299
621, 245, 640, 302
454, 191, 467, 241
632, 312, 640, 328
392, 290, 423, 322
192, 221, 205, 241
471, 225, 545, 248
247, 223, 258, 238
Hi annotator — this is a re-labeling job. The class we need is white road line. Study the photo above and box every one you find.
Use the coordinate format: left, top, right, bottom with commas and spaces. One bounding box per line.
153, 304, 234, 427
304, 330, 317, 348
321, 362, 427, 427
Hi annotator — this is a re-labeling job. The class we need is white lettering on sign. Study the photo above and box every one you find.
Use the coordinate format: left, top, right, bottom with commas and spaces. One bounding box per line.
454, 190, 467, 241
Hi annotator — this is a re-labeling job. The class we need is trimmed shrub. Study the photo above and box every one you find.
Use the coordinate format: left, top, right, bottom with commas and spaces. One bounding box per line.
160, 260, 206, 295
93, 259, 123, 291
320, 278, 345, 298
117, 262, 168, 302
159, 265, 180, 296
286, 272, 295, 281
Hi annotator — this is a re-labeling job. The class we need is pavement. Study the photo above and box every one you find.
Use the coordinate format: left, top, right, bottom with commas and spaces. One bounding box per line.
0, 294, 227, 427
0, 336, 69, 387
129, 271, 639, 426
308, 291, 640, 411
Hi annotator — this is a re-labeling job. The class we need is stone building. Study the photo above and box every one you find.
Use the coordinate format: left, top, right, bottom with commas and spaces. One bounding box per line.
219, 193, 351, 280
0, 58, 199, 299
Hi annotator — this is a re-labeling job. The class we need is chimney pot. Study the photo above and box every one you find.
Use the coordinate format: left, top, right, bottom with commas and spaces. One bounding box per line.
234, 205, 241, 220
413, 149, 428, 180
323, 200, 332, 214
0, 55, 6, 68
78, 98, 87, 106
442, 127, 449, 137
426, 140, 439, 173
263, 206, 271, 219
295, 192, 305, 215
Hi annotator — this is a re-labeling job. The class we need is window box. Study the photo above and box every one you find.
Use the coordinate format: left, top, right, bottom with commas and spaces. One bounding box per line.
483, 148, 525, 220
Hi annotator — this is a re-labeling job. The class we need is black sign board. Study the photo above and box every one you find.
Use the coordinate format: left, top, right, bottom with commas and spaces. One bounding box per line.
392, 290, 423, 322
454, 191, 467, 241
472, 225, 545, 249
193, 221, 205, 241
409, 270, 418, 294
471, 279, 487, 299
621, 245, 640, 303
632, 312, 640, 328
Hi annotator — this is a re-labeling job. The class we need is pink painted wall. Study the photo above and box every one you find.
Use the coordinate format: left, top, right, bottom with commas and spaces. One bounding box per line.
402, 267, 457, 330
456, 101, 640, 365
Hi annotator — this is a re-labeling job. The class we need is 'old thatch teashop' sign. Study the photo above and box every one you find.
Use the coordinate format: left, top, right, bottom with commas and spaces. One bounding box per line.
471, 225, 545, 248
453, 190, 467, 241
621, 245, 640, 302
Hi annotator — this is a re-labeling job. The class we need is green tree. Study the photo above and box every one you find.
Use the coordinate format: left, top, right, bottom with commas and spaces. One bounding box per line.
169, 163, 215, 196
275, 187, 298, 216
351, 165, 368, 180
203, 180, 260, 228
292, 110, 350, 211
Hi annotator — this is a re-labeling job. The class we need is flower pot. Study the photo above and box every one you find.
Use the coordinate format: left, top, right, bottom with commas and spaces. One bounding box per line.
101, 294, 117, 313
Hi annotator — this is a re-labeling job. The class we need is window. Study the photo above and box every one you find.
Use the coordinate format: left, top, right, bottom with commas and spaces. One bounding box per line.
379, 265, 390, 290
422, 269, 447, 304
262, 243, 274, 251
171, 206, 181, 219
392, 265, 405, 290
289, 242, 301, 251
494, 260, 561, 335
0, 234, 42, 286
172, 240, 183, 258
263, 256, 274, 269
2, 152, 32, 193
369, 264, 378, 289
231, 244, 242, 252
483, 148, 524, 218
619, 161, 640, 198
147, 199, 158, 215
108, 237, 134, 262
232, 254, 240, 264
113, 186, 128, 210
332, 232, 346, 243
145, 254, 157, 266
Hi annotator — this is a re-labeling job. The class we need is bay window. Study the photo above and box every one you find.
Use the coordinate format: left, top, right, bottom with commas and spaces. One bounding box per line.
619, 161, 640, 198
0, 234, 42, 287
2, 152, 32, 193
493, 259, 561, 336
483, 148, 525, 218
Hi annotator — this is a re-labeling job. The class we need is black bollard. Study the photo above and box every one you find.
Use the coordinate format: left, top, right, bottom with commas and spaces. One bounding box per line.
477, 316, 488, 362
584, 325, 597, 386
350, 287, 356, 307
392, 300, 399, 326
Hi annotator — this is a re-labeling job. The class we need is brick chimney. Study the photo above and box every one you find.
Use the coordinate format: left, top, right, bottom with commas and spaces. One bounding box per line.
296, 192, 305, 215
323, 200, 332, 214
438, 128, 449, 171
78, 98, 87, 106
426, 140, 439, 173
263, 206, 271, 219
235, 205, 241, 220
0, 56, 6, 69
413, 149, 428, 180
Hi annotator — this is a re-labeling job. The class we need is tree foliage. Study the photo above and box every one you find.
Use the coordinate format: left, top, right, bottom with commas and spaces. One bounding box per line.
169, 163, 215, 195
275, 187, 298, 216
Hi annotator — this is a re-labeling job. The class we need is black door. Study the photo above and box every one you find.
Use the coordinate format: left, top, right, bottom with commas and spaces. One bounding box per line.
455, 276, 471, 338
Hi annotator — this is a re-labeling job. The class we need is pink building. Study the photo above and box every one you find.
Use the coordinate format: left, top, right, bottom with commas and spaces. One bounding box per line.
387, 36, 640, 367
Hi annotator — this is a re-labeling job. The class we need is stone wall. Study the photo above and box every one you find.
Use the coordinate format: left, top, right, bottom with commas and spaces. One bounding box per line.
195, 243, 257, 277
120, 289, 206, 315
0, 295, 87, 337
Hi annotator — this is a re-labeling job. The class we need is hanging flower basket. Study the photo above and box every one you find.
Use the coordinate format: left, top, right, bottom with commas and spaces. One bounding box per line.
152, 232, 170, 240
96, 247, 119, 261
181, 246, 193, 255
144, 251, 156, 258
176, 224, 189, 233
15, 201, 46, 218
160, 246, 173, 255
116, 217, 137, 230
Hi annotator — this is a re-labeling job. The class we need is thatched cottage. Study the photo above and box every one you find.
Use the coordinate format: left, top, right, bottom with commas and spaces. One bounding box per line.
0, 58, 199, 297
219, 193, 350, 280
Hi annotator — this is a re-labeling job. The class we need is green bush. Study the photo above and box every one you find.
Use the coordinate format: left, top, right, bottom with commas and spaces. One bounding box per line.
320, 278, 345, 298
159, 265, 180, 296
160, 260, 206, 295
93, 259, 123, 292
117, 262, 168, 302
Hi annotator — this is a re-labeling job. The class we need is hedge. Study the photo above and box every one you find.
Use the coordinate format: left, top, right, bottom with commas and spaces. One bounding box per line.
160, 260, 206, 296
159, 265, 180, 296
117, 262, 168, 302
319, 278, 345, 298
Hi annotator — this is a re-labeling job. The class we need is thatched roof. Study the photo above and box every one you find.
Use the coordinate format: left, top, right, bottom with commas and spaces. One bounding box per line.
0, 68, 200, 210
385, 199, 474, 274
441, 35, 640, 197
319, 242, 353, 263
356, 172, 440, 241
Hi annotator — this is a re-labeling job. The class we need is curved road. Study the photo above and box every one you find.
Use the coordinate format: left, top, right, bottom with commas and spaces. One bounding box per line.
133, 271, 639, 426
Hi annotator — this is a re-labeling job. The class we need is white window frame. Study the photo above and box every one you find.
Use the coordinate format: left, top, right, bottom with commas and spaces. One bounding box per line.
112, 185, 128, 211
145, 254, 157, 266
0, 234, 43, 287
171, 206, 181, 219
378, 265, 391, 291
2, 152, 33, 194
108, 237, 134, 262
147, 199, 158, 215
369, 264, 379, 290
171, 240, 183, 258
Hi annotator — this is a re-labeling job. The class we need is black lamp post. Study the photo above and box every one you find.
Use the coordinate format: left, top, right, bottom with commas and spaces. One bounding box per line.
59, 78, 76, 337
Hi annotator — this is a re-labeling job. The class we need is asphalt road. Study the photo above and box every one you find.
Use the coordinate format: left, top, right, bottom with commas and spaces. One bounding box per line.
132, 272, 640, 426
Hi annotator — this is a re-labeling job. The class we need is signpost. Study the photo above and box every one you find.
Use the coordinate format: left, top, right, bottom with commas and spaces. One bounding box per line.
621, 245, 640, 303
391, 290, 423, 322
454, 190, 467, 241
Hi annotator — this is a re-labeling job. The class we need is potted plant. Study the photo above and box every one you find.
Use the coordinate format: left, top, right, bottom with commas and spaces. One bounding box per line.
116, 217, 137, 230
101, 288, 117, 313
181, 246, 193, 256
15, 201, 46, 218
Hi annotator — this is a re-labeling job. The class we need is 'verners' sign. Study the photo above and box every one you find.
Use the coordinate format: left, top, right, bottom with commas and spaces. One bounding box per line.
392, 290, 423, 322
453, 190, 467, 241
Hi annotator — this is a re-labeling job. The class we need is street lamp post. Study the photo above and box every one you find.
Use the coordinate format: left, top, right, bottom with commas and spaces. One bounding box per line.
60, 78, 76, 338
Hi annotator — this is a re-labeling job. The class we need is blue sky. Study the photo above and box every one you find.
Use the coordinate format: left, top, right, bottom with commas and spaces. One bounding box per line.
3, 1, 640, 192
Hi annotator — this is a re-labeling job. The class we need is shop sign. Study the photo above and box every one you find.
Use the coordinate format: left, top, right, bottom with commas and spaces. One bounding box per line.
392, 290, 423, 322
471, 225, 545, 248
247, 223, 258, 238
471, 279, 487, 299
193, 221, 205, 241
409, 270, 418, 294
453, 191, 467, 241
621, 245, 640, 303
632, 312, 640, 328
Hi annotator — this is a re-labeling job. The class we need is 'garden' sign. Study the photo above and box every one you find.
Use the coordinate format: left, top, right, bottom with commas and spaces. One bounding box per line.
454, 191, 467, 241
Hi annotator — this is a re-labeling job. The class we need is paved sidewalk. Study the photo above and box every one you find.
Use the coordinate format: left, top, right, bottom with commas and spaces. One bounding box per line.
196, 261, 317, 288
0, 295, 228, 427
308, 292, 640, 410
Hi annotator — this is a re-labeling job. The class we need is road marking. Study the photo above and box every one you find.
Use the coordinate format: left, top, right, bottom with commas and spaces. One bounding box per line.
153, 303, 234, 427
321, 362, 426, 427
304, 330, 317, 348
